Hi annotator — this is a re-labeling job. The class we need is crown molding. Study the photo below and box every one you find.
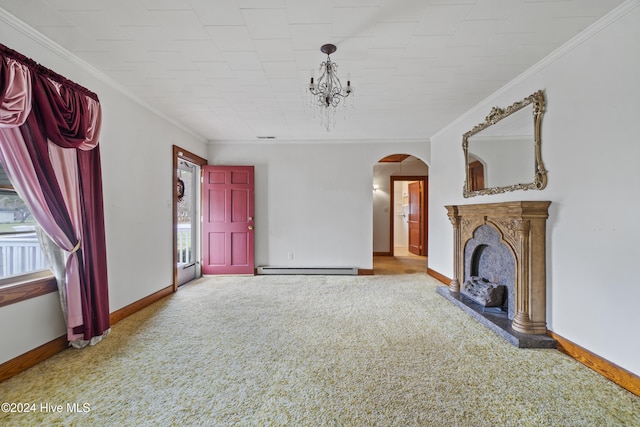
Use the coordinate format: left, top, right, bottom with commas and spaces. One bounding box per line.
0, 7, 206, 143
432, 0, 640, 140
208, 138, 430, 145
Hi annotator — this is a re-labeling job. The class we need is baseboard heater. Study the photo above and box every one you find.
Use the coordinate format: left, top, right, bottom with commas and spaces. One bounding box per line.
257, 266, 358, 276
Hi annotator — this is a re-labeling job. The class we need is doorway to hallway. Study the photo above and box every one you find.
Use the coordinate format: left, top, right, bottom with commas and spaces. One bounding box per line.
372, 154, 429, 275
389, 175, 427, 257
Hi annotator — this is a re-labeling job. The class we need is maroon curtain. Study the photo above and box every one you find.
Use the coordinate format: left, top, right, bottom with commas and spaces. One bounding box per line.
0, 43, 109, 343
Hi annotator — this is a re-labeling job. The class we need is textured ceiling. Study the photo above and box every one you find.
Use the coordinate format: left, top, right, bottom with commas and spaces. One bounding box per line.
0, 0, 626, 142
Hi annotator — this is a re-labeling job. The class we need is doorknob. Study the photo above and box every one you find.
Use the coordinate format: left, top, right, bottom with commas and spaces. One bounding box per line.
248, 225, 254, 230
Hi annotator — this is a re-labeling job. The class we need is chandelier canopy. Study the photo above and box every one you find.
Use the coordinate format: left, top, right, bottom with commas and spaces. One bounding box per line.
308, 44, 353, 131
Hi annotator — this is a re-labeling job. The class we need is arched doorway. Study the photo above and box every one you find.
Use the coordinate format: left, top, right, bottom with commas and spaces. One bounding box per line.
372, 154, 428, 274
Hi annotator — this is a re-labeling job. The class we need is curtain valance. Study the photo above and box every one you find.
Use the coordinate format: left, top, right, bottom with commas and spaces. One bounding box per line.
0, 43, 101, 149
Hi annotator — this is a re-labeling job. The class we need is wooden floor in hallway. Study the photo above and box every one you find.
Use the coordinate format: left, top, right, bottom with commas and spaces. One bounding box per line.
373, 247, 427, 275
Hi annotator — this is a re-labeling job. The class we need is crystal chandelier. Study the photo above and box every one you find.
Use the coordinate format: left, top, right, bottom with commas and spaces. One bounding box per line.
308, 44, 353, 131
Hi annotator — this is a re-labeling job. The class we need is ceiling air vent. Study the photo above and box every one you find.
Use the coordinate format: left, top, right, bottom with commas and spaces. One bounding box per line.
257, 136, 276, 140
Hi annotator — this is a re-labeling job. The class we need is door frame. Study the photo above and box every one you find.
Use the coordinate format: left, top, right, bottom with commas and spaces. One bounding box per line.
172, 145, 207, 291
389, 175, 428, 257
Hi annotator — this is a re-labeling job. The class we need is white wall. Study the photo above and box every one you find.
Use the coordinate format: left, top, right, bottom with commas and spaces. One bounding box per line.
429, 3, 640, 375
209, 142, 429, 269
0, 18, 208, 364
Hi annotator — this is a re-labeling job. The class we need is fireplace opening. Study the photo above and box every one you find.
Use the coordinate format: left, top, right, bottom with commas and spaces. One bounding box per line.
463, 225, 514, 318
466, 244, 506, 314
470, 244, 487, 277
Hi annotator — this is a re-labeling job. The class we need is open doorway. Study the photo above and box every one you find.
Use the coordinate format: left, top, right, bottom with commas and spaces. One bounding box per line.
172, 145, 207, 290
372, 154, 428, 275
390, 176, 427, 257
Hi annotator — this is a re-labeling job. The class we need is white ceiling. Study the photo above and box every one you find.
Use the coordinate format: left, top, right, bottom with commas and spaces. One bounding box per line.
0, 0, 625, 143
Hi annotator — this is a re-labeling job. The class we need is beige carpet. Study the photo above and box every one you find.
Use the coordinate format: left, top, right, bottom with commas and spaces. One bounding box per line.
1, 274, 639, 426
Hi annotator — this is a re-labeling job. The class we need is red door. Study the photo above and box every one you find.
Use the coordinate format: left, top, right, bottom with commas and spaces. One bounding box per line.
408, 181, 422, 256
202, 166, 255, 274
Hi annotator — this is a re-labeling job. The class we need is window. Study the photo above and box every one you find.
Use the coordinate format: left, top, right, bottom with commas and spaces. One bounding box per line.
0, 188, 48, 278
0, 164, 55, 307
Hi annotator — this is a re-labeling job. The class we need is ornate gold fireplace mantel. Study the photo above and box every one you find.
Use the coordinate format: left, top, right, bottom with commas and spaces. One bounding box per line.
445, 201, 551, 335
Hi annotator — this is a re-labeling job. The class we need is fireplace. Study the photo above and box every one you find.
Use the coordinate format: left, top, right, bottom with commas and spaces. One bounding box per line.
437, 201, 556, 348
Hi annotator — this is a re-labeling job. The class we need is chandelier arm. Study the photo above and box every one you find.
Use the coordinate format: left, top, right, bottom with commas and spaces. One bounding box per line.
329, 71, 344, 97
309, 63, 329, 95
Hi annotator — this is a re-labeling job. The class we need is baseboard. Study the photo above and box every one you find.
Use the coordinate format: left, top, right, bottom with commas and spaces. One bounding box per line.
358, 268, 374, 275
0, 335, 67, 383
427, 268, 451, 285
547, 331, 640, 397
373, 252, 391, 256
110, 284, 174, 325
258, 266, 358, 276
0, 284, 175, 383
429, 268, 640, 397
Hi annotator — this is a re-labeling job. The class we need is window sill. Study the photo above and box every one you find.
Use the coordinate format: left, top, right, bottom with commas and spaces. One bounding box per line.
0, 271, 57, 308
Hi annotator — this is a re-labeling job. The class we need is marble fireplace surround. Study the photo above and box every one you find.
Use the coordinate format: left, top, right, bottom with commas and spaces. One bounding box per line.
438, 201, 556, 348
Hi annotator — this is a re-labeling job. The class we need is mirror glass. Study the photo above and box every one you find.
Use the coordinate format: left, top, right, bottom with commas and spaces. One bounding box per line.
463, 90, 546, 197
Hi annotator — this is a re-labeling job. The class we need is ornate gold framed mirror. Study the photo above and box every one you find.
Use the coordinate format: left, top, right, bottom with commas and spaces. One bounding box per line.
463, 90, 547, 198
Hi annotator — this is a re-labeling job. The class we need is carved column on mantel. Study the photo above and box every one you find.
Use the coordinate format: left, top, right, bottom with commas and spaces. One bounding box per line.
446, 207, 462, 293
445, 201, 551, 335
